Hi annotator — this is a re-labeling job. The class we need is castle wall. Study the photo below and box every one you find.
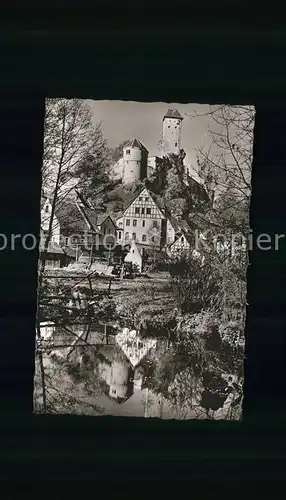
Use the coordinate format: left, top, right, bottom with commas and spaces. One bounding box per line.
123, 145, 143, 184
161, 116, 182, 155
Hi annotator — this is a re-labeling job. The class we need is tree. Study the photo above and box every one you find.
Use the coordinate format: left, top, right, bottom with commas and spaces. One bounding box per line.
40, 99, 109, 249
43, 99, 108, 197
191, 105, 254, 233
34, 343, 106, 415
41, 98, 109, 250
37, 99, 109, 409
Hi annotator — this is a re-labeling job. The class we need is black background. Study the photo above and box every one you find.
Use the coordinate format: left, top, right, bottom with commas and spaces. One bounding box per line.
1, 3, 286, 493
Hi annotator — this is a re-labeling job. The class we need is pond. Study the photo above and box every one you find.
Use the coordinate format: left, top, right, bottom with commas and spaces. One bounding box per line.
34, 320, 239, 420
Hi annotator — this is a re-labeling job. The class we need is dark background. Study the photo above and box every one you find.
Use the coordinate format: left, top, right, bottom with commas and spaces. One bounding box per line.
0, 4, 285, 492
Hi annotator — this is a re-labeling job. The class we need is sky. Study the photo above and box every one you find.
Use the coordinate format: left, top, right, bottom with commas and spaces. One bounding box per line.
87, 100, 217, 170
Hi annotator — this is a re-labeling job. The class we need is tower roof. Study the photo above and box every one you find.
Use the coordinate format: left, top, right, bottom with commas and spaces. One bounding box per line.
163, 108, 183, 120
125, 138, 148, 152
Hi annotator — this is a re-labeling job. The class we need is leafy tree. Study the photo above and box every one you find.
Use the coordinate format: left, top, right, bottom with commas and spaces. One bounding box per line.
34, 347, 106, 415
40, 98, 109, 253
38, 99, 110, 377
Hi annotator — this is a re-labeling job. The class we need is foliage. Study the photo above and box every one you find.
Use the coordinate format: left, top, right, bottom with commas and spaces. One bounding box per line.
134, 303, 177, 338
33, 350, 105, 415
43, 98, 109, 200
169, 252, 221, 314
93, 297, 117, 323
102, 180, 143, 214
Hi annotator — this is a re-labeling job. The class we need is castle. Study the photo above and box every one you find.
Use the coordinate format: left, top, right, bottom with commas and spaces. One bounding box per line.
111, 108, 189, 185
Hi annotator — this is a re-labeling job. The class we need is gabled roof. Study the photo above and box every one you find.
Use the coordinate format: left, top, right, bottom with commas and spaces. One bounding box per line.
121, 185, 146, 212
125, 138, 148, 152
54, 202, 78, 225
81, 207, 99, 231
168, 231, 193, 250
95, 214, 117, 228
55, 202, 92, 234
163, 108, 183, 120
122, 185, 165, 216
74, 189, 92, 208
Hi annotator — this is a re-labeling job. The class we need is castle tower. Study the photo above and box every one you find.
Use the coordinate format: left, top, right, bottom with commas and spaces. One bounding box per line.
122, 139, 148, 185
160, 108, 183, 156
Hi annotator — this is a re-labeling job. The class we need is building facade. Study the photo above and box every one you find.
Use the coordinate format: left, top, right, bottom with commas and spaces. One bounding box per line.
111, 138, 148, 185
160, 108, 183, 156
41, 197, 61, 245
117, 186, 166, 249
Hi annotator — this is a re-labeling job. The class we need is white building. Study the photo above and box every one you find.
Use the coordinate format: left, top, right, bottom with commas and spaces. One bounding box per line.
111, 139, 148, 185
159, 108, 184, 156
40, 196, 61, 245
116, 186, 166, 249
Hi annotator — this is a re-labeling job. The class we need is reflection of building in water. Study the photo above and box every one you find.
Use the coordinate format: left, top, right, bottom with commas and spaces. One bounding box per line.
39, 321, 55, 340
133, 365, 144, 390
97, 345, 134, 404
116, 328, 157, 367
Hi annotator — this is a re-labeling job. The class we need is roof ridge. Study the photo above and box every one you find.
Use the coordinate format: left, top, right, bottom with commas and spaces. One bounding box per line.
163, 108, 183, 120
125, 138, 148, 152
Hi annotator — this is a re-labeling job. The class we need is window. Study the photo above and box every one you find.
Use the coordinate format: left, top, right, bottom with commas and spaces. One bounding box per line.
142, 220, 145, 227
132, 232, 136, 240
126, 149, 131, 154
135, 207, 140, 214
118, 231, 122, 239
112, 389, 116, 394
181, 236, 184, 243
125, 232, 130, 240
133, 219, 137, 227
153, 220, 158, 228
139, 197, 143, 202
126, 219, 130, 226
151, 236, 155, 242
145, 197, 149, 202
65, 237, 69, 245
147, 208, 151, 215
108, 228, 112, 234
141, 208, 145, 214
132, 250, 135, 253
175, 142, 177, 147
45, 260, 54, 268
118, 221, 123, 227
142, 235, 147, 242
45, 205, 49, 213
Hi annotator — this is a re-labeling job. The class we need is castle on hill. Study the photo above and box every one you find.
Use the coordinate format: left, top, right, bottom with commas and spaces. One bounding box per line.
111, 108, 201, 186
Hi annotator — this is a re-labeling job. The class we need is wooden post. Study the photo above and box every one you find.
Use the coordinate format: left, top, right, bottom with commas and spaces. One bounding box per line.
104, 323, 109, 345
107, 277, 112, 297
88, 242, 93, 269
87, 275, 93, 297
120, 264, 124, 281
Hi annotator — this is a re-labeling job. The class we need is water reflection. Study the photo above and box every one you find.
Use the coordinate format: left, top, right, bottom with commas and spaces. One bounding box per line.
37, 320, 198, 419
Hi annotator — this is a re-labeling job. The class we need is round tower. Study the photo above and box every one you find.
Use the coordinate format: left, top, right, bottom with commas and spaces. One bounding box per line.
160, 108, 183, 156
122, 139, 148, 184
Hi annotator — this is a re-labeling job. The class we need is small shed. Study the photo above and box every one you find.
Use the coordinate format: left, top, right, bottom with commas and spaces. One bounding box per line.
124, 240, 143, 273
39, 239, 66, 269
